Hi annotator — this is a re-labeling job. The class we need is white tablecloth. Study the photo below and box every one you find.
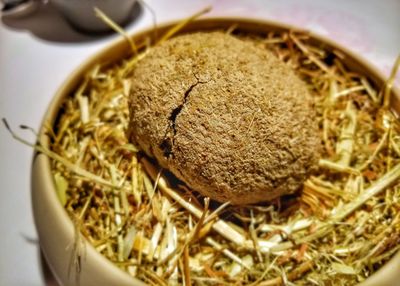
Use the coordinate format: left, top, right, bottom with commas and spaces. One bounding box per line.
0, 0, 399, 284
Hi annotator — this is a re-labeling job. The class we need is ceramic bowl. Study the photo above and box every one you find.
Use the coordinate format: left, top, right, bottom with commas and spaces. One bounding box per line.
32, 18, 400, 286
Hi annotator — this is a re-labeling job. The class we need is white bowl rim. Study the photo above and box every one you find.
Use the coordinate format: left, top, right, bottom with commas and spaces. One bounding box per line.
32, 16, 400, 286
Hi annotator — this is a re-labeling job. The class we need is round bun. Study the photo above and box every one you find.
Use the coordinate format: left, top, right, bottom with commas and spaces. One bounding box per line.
128, 32, 321, 205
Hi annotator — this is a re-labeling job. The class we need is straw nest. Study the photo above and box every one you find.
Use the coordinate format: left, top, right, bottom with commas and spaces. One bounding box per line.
128, 32, 321, 204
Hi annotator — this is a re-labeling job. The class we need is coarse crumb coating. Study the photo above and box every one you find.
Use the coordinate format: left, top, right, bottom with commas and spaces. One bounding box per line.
129, 32, 321, 204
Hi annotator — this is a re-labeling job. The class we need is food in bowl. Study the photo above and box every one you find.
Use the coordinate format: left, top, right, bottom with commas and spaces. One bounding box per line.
128, 31, 321, 205
30, 18, 400, 286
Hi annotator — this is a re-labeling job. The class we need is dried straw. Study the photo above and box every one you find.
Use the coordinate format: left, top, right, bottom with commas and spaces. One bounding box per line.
5, 9, 400, 286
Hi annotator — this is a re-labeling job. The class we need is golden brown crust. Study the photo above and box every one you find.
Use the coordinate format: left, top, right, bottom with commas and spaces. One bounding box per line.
129, 32, 321, 205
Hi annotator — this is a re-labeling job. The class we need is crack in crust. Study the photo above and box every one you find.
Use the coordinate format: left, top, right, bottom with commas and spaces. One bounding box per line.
160, 78, 204, 159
